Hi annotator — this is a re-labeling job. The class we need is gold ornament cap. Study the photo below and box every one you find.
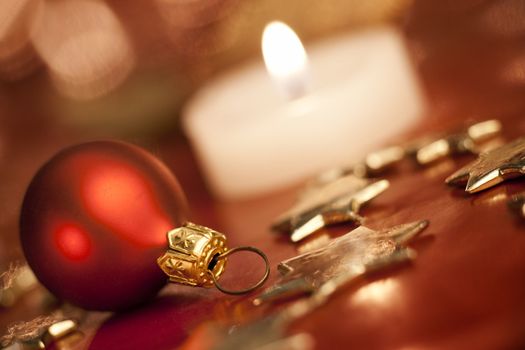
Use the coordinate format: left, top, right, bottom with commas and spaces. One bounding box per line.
157, 222, 228, 288
157, 222, 270, 294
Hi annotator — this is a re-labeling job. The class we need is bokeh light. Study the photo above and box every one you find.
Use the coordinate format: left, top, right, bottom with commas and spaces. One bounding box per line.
0, 0, 42, 80
31, 0, 135, 100
156, 0, 241, 57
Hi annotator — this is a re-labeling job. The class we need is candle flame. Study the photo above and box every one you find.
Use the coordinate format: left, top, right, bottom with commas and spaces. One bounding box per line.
262, 21, 310, 99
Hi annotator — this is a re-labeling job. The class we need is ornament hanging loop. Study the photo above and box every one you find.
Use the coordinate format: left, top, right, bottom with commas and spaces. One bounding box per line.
207, 246, 270, 295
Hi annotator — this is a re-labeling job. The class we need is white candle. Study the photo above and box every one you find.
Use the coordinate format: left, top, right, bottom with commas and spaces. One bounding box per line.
183, 24, 426, 200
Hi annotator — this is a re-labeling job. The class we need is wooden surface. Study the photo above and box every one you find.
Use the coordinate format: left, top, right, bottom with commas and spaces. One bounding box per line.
2, 1, 525, 349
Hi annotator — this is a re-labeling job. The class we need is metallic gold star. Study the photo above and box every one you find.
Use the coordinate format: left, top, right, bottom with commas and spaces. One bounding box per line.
218, 221, 429, 350
272, 175, 389, 242
309, 145, 405, 188
256, 220, 428, 305
407, 119, 502, 165
308, 120, 502, 190
0, 263, 38, 308
445, 137, 525, 193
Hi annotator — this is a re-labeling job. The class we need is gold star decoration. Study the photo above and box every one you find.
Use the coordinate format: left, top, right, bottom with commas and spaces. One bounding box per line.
256, 220, 428, 305
271, 175, 389, 242
308, 120, 502, 189
406, 119, 502, 165
446, 136, 525, 193
309, 145, 405, 188
0, 263, 39, 308
1, 317, 80, 349
216, 220, 429, 350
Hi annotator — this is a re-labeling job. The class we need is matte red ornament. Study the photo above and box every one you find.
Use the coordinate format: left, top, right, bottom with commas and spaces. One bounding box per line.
20, 140, 188, 311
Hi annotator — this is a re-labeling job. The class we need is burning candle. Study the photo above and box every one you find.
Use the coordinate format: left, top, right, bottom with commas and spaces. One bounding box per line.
184, 22, 425, 200
261, 21, 310, 99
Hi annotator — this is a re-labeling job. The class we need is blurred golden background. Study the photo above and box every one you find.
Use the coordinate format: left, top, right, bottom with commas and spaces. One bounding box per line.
0, 0, 524, 257
1, 0, 522, 140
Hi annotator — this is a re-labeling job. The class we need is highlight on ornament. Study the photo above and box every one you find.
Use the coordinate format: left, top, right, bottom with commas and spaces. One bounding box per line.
19, 140, 270, 311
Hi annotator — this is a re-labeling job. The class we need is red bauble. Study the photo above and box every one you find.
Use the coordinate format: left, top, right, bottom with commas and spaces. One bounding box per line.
20, 140, 188, 311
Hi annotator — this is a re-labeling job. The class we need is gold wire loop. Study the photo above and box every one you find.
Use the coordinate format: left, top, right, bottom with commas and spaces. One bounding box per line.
207, 246, 270, 295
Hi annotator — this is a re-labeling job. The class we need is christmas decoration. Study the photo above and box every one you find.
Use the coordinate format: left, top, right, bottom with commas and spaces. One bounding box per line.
20, 140, 188, 311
